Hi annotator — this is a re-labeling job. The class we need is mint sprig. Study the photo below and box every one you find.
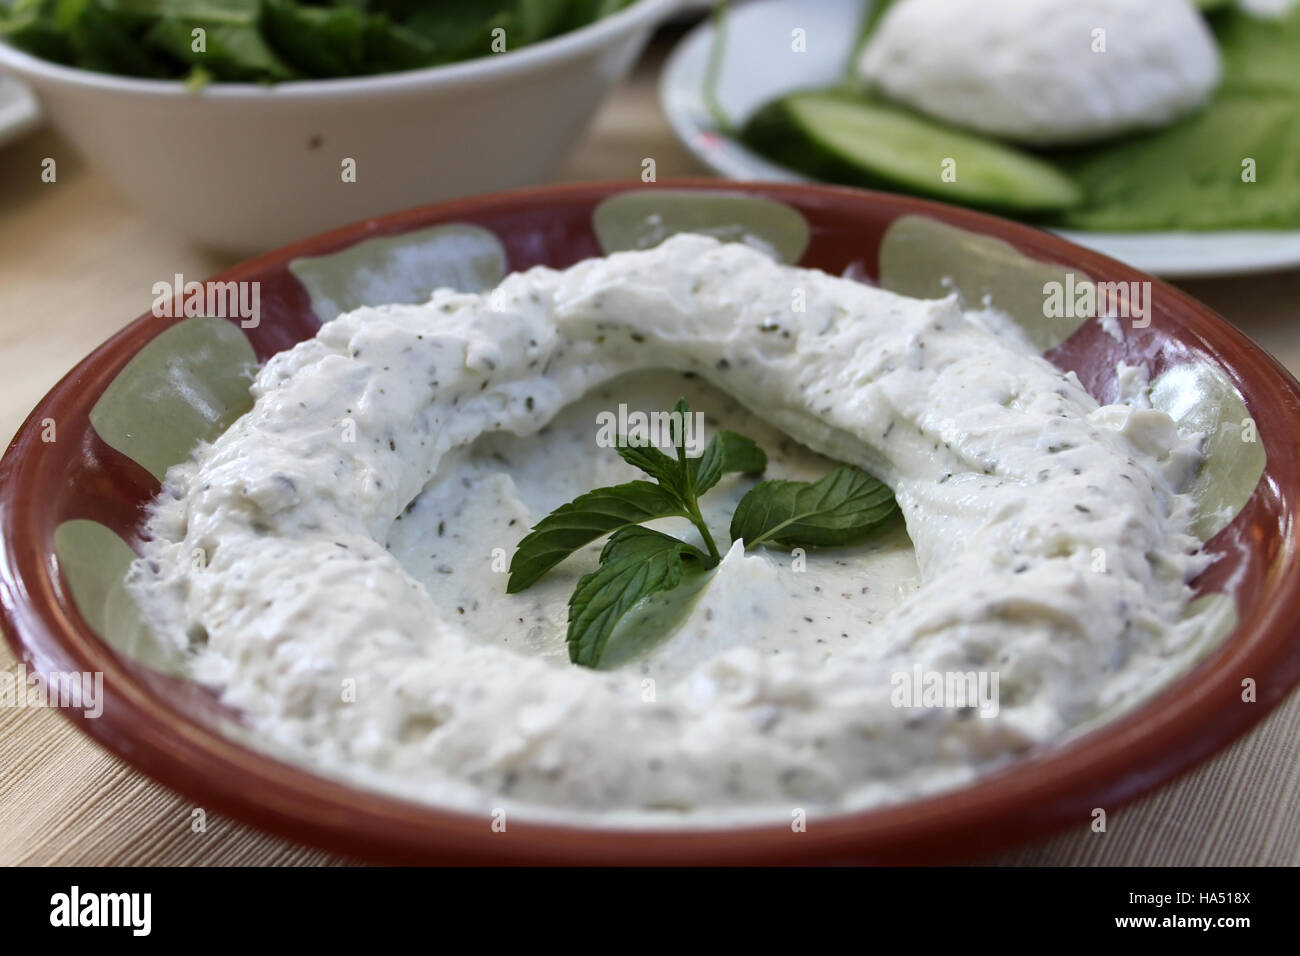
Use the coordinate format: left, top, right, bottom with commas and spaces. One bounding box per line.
508, 398, 898, 667
567, 528, 710, 667
731, 465, 898, 549
692, 429, 767, 496
504, 482, 686, 594
507, 399, 764, 592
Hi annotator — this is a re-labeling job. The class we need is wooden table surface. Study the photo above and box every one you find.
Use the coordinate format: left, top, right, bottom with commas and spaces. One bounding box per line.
2, 41, 1299, 866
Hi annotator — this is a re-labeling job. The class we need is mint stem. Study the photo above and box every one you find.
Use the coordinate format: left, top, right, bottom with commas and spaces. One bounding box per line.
672, 406, 721, 564
687, 503, 722, 564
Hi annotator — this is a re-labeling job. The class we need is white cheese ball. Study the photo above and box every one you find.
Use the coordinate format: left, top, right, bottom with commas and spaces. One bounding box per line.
858, 0, 1221, 146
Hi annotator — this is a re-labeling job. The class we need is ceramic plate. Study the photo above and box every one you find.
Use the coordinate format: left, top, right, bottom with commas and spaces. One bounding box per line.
2, 180, 1299, 864
660, 0, 1300, 279
0, 73, 39, 149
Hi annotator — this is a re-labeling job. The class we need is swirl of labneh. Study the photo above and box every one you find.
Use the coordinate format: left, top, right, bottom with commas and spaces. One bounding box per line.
130, 234, 1210, 824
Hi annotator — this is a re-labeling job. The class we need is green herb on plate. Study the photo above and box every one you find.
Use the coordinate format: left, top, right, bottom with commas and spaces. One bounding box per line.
508, 398, 897, 667
731, 464, 897, 550
712, 0, 1300, 232
1054, 4, 1300, 231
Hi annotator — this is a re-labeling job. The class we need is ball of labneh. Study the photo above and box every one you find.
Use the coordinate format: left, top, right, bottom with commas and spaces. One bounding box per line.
857, 0, 1221, 146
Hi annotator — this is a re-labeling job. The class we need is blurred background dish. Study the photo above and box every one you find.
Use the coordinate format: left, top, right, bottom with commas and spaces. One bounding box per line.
0, 0, 652, 83
0, 0, 679, 252
661, 0, 1300, 278
0, 72, 37, 148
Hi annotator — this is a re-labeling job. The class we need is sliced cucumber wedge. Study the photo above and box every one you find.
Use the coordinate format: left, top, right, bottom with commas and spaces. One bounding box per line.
742, 93, 1083, 213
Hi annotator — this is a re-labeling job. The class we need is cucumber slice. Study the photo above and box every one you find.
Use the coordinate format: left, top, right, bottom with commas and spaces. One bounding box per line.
743, 93, 1082, 213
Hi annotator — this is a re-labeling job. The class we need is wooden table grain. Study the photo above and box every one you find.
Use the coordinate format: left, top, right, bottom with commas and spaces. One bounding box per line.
2, 43, 1298, 866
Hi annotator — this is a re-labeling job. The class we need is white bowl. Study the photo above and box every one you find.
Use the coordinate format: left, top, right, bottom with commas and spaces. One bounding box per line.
0, 0, 678, 253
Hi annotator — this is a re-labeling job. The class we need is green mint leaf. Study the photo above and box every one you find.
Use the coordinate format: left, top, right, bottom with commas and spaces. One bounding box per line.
730, 465, 897, 549
145, 18, 297, 82
506, 481, 685, 593
64, 1, 175, 79
670, 396, 691, 456
613, 396, 698, 498
690, 429, 768, 495
615, 440, 684, 497
262, 0, 435, 78
567, 527, 710, 667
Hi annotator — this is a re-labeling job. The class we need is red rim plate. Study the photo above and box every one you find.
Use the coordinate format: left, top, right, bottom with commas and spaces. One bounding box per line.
2, 180, 1299, 864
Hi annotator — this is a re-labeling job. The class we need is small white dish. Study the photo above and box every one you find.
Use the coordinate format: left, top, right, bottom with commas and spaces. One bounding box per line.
660, 0, 1300, 278
0, 0, 679, 253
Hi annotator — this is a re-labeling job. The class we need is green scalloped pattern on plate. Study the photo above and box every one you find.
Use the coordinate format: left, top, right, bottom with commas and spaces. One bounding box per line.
879, 215, 1094, 352
54, 520, 185, 676
1181, 592, 1238, 651
90, 317, 257, 483
289, 223, 507, 323
593, 190, 810, 264
878, 219, 1264, 539
1150, 363, 1267, 541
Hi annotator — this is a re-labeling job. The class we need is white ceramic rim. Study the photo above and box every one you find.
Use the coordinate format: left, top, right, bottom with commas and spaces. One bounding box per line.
0, 73, 39, 146
0, 0, 681, 99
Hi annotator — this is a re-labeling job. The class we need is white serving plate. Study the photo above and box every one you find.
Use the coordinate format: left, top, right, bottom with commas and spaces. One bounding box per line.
660, 0, 1300, 278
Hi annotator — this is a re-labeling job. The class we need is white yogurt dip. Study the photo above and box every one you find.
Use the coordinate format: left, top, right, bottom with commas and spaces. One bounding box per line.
130, 234, 1212, 825
387, 372, 922, 684
858, 0, 1221, 146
